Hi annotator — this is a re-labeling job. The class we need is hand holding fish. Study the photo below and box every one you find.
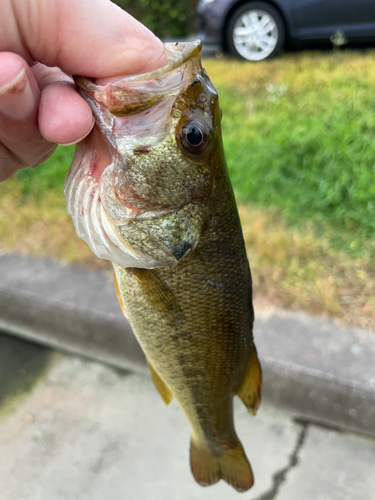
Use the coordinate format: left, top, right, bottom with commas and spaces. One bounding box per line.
1, 0, 263, 491
0, 0, 166, 181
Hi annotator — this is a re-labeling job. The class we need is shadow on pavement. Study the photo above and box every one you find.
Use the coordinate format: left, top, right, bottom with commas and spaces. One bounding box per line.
0, 332, 53, 419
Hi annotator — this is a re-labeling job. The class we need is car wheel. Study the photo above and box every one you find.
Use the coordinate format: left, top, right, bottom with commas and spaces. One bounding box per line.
226, 2, 285, 61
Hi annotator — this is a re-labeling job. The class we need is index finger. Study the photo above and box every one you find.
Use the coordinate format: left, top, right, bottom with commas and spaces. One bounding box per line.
3, 0, 167, 77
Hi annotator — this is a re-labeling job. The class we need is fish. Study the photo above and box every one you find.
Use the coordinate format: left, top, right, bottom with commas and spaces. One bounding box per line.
65, 40, 261, 492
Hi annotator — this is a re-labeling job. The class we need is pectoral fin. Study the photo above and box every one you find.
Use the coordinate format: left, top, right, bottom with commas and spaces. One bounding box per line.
113, 269, 127, 317
147, 359, 173, 405
237, 346, 262, 415
130, 268, 185, 325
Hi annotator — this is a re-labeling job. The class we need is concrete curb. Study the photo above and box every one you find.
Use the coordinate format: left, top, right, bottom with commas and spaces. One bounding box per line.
0, 254, 374, 436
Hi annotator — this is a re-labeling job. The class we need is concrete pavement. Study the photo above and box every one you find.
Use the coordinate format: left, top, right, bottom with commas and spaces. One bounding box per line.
0, 254, 374, 436
1, 332, 374, 500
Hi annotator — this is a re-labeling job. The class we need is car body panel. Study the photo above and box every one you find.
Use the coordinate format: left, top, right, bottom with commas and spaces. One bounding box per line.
291, 0, 375, 39
198, 0, 293, 45
198, 0, 375, 48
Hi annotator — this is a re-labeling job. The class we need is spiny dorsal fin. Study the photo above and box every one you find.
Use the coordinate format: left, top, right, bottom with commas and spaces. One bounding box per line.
147, 359, 173, 405
237, 346, 262, 415
130, 268, 185, 326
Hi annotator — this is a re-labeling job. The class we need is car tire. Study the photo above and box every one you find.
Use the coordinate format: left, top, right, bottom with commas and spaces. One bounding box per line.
226, 2, 285, 61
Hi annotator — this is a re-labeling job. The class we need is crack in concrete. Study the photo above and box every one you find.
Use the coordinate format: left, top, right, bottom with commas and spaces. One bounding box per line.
294, 416, 345, 434
253, 422, 308, 500
295, 416, 375, 442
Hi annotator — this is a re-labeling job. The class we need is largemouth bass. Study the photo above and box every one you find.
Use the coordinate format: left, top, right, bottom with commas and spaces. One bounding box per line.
65, 40, 261, 492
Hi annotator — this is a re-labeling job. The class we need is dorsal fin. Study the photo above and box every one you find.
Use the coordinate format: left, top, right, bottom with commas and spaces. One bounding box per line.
237, 346, 262, 415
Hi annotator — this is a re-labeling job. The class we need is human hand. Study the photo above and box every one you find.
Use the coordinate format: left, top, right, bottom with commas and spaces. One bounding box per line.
0, 0, 167, 181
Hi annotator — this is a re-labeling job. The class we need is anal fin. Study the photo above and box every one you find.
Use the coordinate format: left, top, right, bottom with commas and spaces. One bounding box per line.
147, 359, 173, 405
237, 346, 262, 415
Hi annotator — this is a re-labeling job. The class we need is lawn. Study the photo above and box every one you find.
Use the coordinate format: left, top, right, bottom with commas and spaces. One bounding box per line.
1, 49, 374, 329
205, 51, 375, 257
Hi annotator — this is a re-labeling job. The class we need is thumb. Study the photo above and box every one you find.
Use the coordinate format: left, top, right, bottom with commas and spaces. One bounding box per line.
4, 0, 167, 77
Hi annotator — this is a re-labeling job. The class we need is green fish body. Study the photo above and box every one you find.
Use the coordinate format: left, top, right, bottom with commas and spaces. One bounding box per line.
65, 40, 261, 492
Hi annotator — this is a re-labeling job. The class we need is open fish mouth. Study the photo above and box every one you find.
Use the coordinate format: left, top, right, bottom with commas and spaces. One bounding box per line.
64, 40, 214, 269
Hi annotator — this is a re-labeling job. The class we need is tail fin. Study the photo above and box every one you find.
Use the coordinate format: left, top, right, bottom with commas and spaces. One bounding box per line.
190, 439, 254, 492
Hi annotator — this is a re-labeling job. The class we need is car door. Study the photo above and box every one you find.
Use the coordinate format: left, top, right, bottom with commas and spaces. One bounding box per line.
291, 0, 375, 40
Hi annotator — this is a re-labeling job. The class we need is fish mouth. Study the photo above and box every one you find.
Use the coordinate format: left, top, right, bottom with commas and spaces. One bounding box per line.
73, 40, 202, 118
64, 40, 207, 269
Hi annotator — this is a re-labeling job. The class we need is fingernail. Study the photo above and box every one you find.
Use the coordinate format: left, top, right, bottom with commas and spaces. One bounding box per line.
0, 68, 35, 120
57, 116, 95, 146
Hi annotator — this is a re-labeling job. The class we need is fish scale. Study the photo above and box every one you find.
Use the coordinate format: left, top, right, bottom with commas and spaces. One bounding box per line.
66, 40, 261, 492
113, 182, 258, 490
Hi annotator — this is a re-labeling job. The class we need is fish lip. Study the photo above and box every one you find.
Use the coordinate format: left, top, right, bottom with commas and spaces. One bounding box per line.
73, 40, 202, 92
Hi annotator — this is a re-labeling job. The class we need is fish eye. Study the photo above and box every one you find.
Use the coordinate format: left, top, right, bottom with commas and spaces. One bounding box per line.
180, 120, 210, 155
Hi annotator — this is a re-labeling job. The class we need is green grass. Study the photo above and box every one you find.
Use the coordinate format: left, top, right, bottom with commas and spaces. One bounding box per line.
2, 49, 375, 329
16, 145, 75, 196
204, 51, 375, 258
14, 50, 375, 258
